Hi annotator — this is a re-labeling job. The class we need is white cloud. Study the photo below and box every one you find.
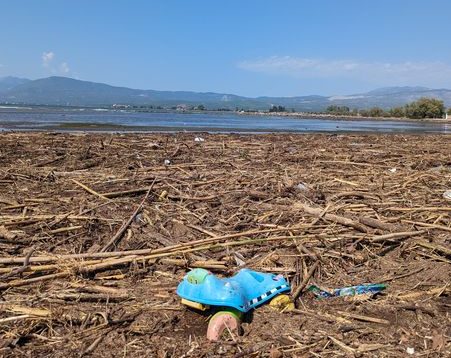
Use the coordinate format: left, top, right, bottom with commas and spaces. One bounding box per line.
41, 51, 71, 75
42, 51, 55, 67
238, 56, 451, 87
59, 62, 70, 74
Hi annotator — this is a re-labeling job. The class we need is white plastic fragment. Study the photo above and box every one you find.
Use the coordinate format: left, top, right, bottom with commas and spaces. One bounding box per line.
388, 168, 397, 173
296, 182, 310, 191
164, 159, 171, 165
194, 137, 205, 142
406, 347, 415, 355
443, 190, 451, 201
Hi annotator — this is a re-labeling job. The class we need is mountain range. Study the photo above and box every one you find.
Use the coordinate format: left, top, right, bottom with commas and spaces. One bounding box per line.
1, 76, 450, 111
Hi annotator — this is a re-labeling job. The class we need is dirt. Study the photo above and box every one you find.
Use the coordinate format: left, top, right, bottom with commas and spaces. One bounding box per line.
0, 132, 450, 357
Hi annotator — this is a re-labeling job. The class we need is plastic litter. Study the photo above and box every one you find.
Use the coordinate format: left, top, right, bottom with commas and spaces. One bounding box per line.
194, 137, 205, 142
158, 190, 168, 201
388, 168, 397, 173
181, 298, 209, 311
443, 190, 451, 201
177, 268, 290, 312
406, 347, 415, 355
207, 309, 241, 341
269, 294, 294, 312
308, 283, 387, 298
296, 182, 310, 191
164, 159, 171, 165
177, 269, 291, 341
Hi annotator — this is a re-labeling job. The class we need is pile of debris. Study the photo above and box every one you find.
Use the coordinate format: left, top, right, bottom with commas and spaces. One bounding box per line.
0, 132, 449, 356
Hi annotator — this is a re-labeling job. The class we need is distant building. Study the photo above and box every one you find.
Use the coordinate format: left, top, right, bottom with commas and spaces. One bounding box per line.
112, 104, 131, 109
176, 104, 189, 111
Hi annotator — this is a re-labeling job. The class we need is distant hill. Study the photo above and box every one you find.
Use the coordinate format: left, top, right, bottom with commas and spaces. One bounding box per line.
0, 76, 31, 93
1, 76, 450, 111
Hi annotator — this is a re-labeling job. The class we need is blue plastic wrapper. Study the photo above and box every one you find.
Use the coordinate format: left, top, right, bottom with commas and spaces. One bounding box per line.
308, 283, 387, 298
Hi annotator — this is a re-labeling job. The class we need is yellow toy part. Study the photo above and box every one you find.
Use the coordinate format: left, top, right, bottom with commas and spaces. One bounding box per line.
269, 294, 294, 312
181, 298, 209, 311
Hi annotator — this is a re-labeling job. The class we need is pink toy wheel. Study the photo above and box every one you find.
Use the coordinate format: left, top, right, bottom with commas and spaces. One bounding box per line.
207, 311, 240, 341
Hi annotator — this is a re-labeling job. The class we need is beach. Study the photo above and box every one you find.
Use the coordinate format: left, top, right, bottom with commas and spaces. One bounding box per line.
0, 132, 450, 356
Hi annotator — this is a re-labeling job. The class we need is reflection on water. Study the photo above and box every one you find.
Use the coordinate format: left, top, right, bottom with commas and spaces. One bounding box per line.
0, 108, 448, 133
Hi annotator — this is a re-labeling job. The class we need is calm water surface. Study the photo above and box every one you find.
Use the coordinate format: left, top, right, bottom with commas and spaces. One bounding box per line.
0, 108, 448, 133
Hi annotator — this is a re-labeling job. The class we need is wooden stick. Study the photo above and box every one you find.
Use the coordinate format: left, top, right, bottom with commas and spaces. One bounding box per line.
328, 336, 356, 354
48, 225, 83, 234
294, 203, 369, 233
336, 311, 390, 325
371, 230, 425, 243
402, 220, 451, 233
1, 214, 118, 226
3, 304, 51, 317
159, 258, 227, 270
1, 248, 34, 278
0, 260, 100, 274
415, 240, 451, 256
359, 217, 398, 231
100, 182, 154, 252
387, 207, 451, 212
0, 314, 31, 324
102, 187, 152, 198
0, 271, 69, 289
71, 179, 110, 201
292, 260, 320, 301
69, 282, 128, 296
318, 160, 388, 168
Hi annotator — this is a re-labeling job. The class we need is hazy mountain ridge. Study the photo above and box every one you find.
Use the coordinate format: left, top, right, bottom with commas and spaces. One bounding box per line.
1, 76, 450, 110
0, 76, 31, 93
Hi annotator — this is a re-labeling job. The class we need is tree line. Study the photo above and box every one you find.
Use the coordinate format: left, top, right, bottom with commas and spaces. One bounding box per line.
326, 97, 449, 119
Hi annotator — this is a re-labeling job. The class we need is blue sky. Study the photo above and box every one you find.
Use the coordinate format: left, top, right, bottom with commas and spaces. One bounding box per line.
1, 0, 451, 96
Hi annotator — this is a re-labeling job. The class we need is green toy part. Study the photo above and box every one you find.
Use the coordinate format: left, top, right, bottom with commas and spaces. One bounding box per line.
186, 268, 210, 284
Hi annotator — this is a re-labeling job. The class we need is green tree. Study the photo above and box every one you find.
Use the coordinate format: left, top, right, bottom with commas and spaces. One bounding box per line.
196, 104, 205, 111
269, 105, 286, 113
326, 105, 350, 115
326, 105, 338, 113
404, 97, 445, 119
359, 109, 369, 117
388, 106, 405, 118
367, 107, 385, 118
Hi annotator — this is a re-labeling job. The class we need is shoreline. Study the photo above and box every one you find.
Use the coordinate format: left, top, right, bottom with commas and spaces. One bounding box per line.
236, 110, 451, 123
1, 105, 450, 123
0, 112, 448, 134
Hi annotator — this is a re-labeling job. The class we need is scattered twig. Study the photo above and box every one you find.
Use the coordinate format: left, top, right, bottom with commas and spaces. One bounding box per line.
100, 181, 155, 252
